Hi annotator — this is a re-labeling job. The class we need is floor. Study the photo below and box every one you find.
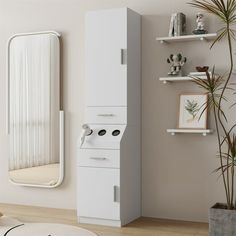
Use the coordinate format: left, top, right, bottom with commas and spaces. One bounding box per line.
0, 203, 208, 236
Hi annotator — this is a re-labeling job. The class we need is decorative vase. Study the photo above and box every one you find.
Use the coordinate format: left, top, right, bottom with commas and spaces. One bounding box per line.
209, 203, 236, 236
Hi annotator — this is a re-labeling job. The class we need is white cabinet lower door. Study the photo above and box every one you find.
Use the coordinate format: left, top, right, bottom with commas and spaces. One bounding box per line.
78, 167, 120, 220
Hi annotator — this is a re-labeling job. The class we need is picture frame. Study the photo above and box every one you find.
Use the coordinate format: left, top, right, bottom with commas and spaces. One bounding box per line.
178, 94, 208, 129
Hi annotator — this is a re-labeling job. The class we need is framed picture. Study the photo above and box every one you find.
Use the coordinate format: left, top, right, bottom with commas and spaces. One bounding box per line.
178, 94, 208, 129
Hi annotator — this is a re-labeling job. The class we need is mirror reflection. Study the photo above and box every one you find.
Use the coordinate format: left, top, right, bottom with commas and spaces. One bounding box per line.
8, 32, 64, 188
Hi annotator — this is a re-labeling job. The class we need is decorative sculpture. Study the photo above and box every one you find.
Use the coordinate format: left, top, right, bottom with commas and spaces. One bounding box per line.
167, 54, 187, 76
193, 13, 208, 34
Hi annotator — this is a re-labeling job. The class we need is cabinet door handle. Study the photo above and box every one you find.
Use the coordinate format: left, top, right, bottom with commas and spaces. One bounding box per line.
90, 157, 107, 161
113, 185, 119, 202
121, 49, 127, 65
97, 114, 114, 117
113, 185, 117, 202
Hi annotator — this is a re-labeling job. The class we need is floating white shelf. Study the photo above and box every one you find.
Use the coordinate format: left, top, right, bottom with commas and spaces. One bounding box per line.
156, 33, 217, 44
159, 75, 207, 84
167, 129, 213, 136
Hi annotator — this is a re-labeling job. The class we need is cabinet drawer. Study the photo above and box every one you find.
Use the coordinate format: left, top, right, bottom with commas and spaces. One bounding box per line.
85, 107, 127, 124
78, 149, 120, 168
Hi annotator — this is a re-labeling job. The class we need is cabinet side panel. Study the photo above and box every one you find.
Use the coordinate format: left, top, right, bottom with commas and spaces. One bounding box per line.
120, 9, 141, 225
127, 9, 141, 126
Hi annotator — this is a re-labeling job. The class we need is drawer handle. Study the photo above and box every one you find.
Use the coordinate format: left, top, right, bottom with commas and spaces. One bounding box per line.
90, 157, 107, 161
97, 114, 115, 117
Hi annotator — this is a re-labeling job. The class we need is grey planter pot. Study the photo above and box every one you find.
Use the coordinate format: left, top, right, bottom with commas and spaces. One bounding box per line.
209, 203, 236, 236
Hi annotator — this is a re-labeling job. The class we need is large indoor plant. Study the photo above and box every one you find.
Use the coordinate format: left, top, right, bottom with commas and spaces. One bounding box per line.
189, 0, 236, 235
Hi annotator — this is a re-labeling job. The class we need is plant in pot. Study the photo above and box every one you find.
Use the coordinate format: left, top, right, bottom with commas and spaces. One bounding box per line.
189, 0, 236, 235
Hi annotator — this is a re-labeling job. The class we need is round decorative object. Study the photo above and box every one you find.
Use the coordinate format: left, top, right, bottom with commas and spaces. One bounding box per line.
0, 223, 97, 236
98, 129, 106, 136
192, 29, 208, 35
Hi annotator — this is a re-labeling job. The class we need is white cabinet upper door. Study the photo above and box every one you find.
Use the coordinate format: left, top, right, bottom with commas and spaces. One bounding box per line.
77, 167, 120, 220
85, 8, 127, 107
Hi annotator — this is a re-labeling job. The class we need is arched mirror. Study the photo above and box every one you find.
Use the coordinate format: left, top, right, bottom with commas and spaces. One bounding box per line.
7, 31, 64, 188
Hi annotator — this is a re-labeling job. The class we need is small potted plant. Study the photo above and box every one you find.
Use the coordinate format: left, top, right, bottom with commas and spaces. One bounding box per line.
189, 0, 236, 235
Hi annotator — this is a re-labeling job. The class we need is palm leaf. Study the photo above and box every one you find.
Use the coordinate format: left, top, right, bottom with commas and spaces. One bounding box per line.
190, 70, 228, 121
211, 29, 227, 48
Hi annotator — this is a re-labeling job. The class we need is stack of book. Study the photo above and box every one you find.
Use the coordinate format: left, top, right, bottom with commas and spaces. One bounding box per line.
169, 13, 186, 37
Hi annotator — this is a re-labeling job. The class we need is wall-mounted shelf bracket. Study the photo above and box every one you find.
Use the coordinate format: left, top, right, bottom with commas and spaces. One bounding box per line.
156, 33, 217, 44
167, 129, 213, 136
159, 75, 207, 84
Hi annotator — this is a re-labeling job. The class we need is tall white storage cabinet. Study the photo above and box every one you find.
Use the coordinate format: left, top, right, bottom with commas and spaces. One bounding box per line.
77, 8, 141, 227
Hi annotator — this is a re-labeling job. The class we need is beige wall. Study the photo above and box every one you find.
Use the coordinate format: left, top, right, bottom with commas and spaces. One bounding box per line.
0, 0, 233, 222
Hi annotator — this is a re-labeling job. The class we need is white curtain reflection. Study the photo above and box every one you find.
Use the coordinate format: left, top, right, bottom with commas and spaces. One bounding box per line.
9, 34, 59, 171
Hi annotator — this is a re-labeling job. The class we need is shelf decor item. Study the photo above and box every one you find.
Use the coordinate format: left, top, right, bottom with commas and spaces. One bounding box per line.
193, 13, 208, 34
189, 0, 236, 235
178, 94, 208, 129
168, 13, 186, 37
167, 53, 187, 76
196, 66, 209, 72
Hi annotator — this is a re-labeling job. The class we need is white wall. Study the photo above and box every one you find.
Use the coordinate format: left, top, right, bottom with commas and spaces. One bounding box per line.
0, 0, 233, 222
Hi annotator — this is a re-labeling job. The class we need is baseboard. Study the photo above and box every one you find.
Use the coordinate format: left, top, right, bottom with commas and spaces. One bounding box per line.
78, 216, 122, 227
